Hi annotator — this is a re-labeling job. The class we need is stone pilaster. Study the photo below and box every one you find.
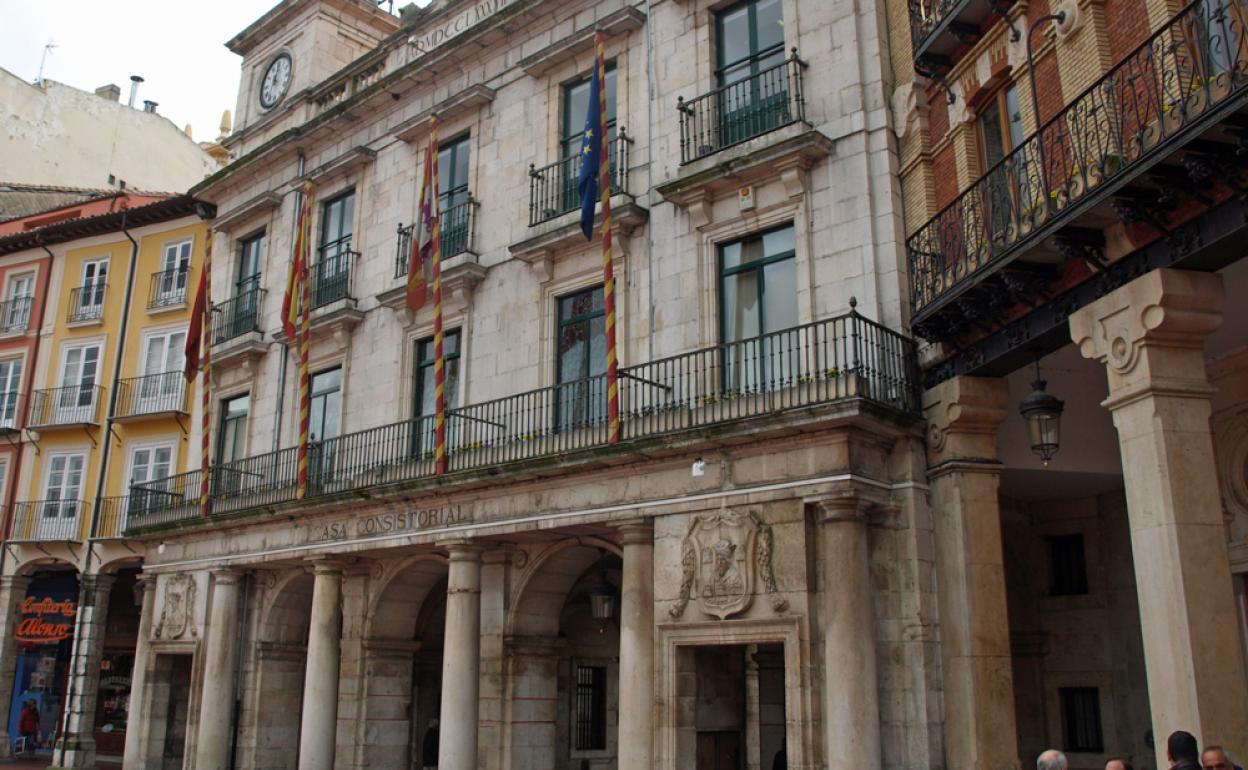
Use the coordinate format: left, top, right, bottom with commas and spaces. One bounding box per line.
618, 521, 654, 769
812, 492, 881, 770
479, 548, 511, 770
923, 376, 1020, 770
439, 541, 482, 770
196, 570, 244, 770
298, 560, 343, 770
0, 575, 31, 760
55, 573, 116, 768
122, 575, 157, 770
1070, 267, 1248, 765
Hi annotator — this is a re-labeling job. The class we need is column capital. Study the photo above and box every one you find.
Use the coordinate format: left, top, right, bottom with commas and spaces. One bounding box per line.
304, 556, 349, 576
438, 539, 484, 560
0, 575, 32, 592
617, 520, 653, 545
210, 568, 245, 586
922, 375, 1009, 466
1070, 268, 1224, 407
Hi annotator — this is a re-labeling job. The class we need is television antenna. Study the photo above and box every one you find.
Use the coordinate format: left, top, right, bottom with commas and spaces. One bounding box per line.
36, 40, 57, 85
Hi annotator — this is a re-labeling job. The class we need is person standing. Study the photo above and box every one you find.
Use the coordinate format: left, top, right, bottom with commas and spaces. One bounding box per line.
1202, 745, 1244, 770
1168, 731, 1202, 770
1039, 749, 1069, 770
421, 718, 439, 770
1106, 758, 1134, 770
17, 700, 39, 755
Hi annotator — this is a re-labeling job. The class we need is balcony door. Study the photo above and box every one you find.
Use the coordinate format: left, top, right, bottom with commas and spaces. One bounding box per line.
0, 359, 23, 430
560, 69, 617, 213
4, 273, 33, 332
715, 0, 787, 148
156, 239, 192, 306
556, 286, 606, 432
127, 444, 174, 520
719, 225, 798, 393
80, 258, 109, 317
138, 329, 186, 412
413, 330, 461, 458
56, 343, 101, 423
308, 367, 342, 489
317, 192, 355, 306
39, 453, 84, 538
439, 136, 472, 256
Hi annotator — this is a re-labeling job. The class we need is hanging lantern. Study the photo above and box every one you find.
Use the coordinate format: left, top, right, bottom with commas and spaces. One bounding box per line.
1019, 361, 1064, 466
587, 571, 616, 620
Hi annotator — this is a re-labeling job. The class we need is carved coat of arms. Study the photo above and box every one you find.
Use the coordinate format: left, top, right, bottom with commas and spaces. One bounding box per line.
154, 573, 197, 640
671, 509, 788, 620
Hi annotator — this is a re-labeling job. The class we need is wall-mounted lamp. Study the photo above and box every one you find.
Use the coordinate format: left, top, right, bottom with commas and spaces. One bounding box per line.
691, 457, 706, 477
587, 571, 616, 621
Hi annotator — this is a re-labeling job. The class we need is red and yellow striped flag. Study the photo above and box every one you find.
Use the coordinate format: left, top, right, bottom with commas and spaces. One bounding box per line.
288, 182, 314, 499
282, 183, 313, 342
594, 32, 621, 444
429, 117, 448, 475
198, 229, 213, 516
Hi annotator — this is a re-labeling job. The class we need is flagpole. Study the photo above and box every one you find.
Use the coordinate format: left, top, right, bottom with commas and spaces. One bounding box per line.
430, 115, 448, 475
595, 31, 621, 445
295, 183, 314, 499
199, 229, 213, 517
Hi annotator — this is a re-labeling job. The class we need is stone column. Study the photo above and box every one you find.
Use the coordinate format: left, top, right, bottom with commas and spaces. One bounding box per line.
55, 572, 116, 768
298, 560, 343, 770
0, 575, 31, 759
923, 376, 1020, 770
439, 542, 482, 770
196, 570, 244, 770
618, 521, 654, 770
1070, 268, 1248, 763
122, 575, 157, 770
479, 549, 511, 770
813, 494, 881, 770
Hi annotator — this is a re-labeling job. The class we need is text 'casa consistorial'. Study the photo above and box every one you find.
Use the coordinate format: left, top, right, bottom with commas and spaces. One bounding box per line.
306, 505, 471, 544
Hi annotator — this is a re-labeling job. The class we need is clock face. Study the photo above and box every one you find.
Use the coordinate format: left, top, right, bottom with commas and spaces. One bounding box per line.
259, 54, 292, 109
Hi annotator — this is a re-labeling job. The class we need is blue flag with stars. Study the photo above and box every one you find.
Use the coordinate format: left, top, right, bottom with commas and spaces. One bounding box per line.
577, 59, 605, 241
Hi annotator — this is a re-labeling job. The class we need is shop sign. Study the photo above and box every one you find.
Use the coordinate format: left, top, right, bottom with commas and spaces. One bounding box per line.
407, 0, 515, 56
15, 596, 76, 644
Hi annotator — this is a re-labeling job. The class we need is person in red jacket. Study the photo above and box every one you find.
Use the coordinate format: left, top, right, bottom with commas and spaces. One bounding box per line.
17, 700, 39, 754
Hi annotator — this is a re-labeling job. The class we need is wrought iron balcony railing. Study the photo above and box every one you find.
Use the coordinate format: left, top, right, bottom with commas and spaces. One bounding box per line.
678, 52, 807, 165
212, 285, 266, 345
0, 392, 21, 431
68, 284, 107, 323
125, 312, 919, 533
29, 384, 103, 427
115, 371, 188, 418
906, 0, 1248, 325
0, 296, 33, 334
10, 500, 84, 541
395, 197, 479, 278
149, 267, 189, 309
529, 130, 632, 227
312, 245, 357, 308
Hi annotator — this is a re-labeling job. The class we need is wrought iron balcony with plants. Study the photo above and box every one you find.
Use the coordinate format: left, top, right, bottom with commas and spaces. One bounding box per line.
28, 384, 103, 427
394, 196, 479, 278
115, 371, 188, 418
907, 0, 1248, 336
125, 310, 919, 533
68, 284, 107, 323
212, 285, 266, 345
678, 51, 807, 165
529, 131, 632, 227
10, 499, 84, 541
149, 266, 189, 309
312, 243, 357, 308
0, 296, 32, 334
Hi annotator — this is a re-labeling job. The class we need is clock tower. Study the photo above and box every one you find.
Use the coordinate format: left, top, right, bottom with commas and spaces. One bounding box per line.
224, 0, 400, 153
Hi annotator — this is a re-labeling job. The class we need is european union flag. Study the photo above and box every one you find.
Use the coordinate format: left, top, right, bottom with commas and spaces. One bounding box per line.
577, 58, 605, 241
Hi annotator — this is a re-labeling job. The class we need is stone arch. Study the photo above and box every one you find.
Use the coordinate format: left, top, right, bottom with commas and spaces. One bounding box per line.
365, 554, 448, 641
96, 554, 143, 576
508, 538, 620, 638
10, 553, 78, 577
246, 570, 314, 770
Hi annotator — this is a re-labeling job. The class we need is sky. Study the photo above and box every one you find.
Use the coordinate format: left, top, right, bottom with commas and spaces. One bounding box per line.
0, 0, 427, 144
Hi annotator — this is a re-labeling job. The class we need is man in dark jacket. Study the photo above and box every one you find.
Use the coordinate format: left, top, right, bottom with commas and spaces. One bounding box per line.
1168, 731, 1202, 770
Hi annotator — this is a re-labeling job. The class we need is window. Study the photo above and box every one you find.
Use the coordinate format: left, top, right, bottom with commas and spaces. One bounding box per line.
978, 83, 1024, 171
237, 233, 264, 294
218, 394, 250, 466
439, 135, 472, 256
309, 367, 342, 443
556, 287, 606, 431
719, 224, 798, 391
129, 445, 174, 487
4, 274, 33, 332
138, 329, 187, 410
74, 259, 109, 321
1059, 687, 1104, 753
154, 239, 192, 306
716, 0, 787, 147
413, 330, 461, 454
574, 665, 607, 751
560, 68, 618, 210
41, 453, 84, 522
1047, 534, 1089, 596
0, 359, 22, 429
55, 343, 101, 421
316, 191, 355, 307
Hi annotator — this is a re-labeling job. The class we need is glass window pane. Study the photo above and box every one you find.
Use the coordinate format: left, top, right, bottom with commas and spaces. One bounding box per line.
979, 100, 1006, 168
762, 226, 795, 259
756, 0, 785, 52
723, 271, 760, 343
719, 6, 752, 70
1005, 85, 1024, 150
762, 258, 798, 332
